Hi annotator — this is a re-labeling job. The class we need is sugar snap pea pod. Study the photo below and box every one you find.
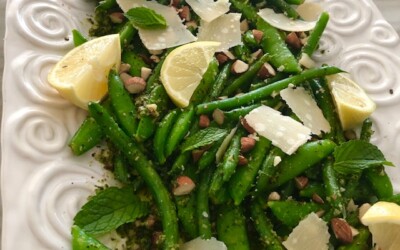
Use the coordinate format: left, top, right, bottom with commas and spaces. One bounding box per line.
268, 0, 299, 19
299, 182, 326, 198
165, 105, 196, 158
196, 166, 214, 239
136, 84, 170, 141
309, 79, 345, 144
364, 166, 393, 199
256, 147, 285, 194
284, 0, 304, 4
251, 200, 285, 250
197, 137, 224, 171
229, 137, 271, 205
265, 140, 336, 191
210, 182, 231, 205
301, 12, 330, 57
322, 159, 345, 217
119, 22, 137, 49
217, 203, 250, 250
122, 50, 149, 77
154, 109, 180, 164
208, 62, 232, 101
337, 227, 370, 250
97, 0, 117, 10
69, 117, 103, 156
190, 58, 219, 105
88, 103, 179, 249
222, 53, 270, 96
175, 194, 198, 239
108, 70, 138, 138
268, 200, 325, 227
196, 66, 343, 114
168, 151, 192, 176
249, 72, 287, 91
72, 29, 87, 47
232, 44, 252, 63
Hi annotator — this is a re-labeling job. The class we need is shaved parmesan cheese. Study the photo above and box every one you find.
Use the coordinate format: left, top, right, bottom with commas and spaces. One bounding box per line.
257, 8, 317, 32
283, 213, 330, 250
244, 105, 311, 155
299, 53, 316, 69
296, 2, 324, 21
197, 13, 242, 51
117, 0, 196, 50
280, 87, 330, 135
181, 237, 227, 250
186, 0, 230, 22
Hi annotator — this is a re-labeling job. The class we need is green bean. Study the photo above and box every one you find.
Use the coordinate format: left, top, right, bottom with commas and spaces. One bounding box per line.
265, 140, 336, 191
299, 182, 326, 199
217, 203, 250, 250
268, 0, 299, 19
322, 159, 345, 217
169, 151, 192, 176
190, 58, 219, 105
97, 0, 117, 10
88, 102, 179, 249
154, 109, 180, 164
122, 50, 149, 77
197, 138, 224, 171
229, 137, 271, 205
208, 62, 232, 101
301, 12, 330, 57
69, 117, 103, 156
108, 70, 138, 138
337, 227, 371, 250
175, 194, 198, 239
72, 29, 87, 47
165, 105, 195, 158
256, 147, 285, 194
251, 200, 285, 250
229, 0, 259, 23
222, 53, 270, 96
210, 183, 231, 205
249, 72, 288, 91
196, 66, 343, 114
309, 78, 346, 144
223, 104, 262, 122
113, 153, 130, 184
268, 200, 324, 227
119, 22, 137, 49
364, 167, 393, 199
360, 118, 373, 141
284, 0, 305, 4
196, 167, 213, 239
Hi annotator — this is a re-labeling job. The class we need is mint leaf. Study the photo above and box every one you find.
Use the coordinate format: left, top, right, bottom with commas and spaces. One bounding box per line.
125, 7, 167, 29
333, 140, 393, 175
181, 127, 228, 152
71, 225, 109, 250
74, 186, 149, 235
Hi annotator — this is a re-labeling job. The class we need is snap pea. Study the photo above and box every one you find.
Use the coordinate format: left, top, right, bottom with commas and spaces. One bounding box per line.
88, 102, 179, 249
222, 53, 270, 96
69, 117, 103, 156
208, 62, 232, 101
196, 66, 343, 114
229, 137, 271, 205
256, 147, 286, 194
299, 182, 326, 199
165, 105, 195, 159
154, 109, 180, 164
169, 151, 192, 176
196, 166, 214, 239
175, 194, 198, 239
301, 12, 330, 57
265, 140, 336, 191
72, 29, 87, 47
122, 50, 149, 77
210, 182, 231, 205
190, 58, 219, 105
268, 200, 324, 227
217, 203, 250, 250
108, 70, 138, 138
322, 159, 345, 217
119, 22, 137, 49
364, 167, 393, 199
268, 0, 299, 19
251, 200, 285, 250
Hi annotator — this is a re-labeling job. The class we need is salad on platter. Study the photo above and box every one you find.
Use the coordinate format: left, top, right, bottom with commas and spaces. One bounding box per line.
46, 0, 400, 249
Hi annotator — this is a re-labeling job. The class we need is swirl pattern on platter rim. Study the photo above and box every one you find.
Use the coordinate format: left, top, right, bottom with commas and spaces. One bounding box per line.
14, 0, 77, 49
24, 161, 112, 249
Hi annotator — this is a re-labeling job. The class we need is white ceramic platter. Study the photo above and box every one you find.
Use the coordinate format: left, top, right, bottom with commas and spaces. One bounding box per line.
2, 0, 400, 249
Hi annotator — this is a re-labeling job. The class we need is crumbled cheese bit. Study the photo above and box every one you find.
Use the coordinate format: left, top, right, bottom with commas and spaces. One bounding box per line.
273, 156, 282, 166
299, 53, 316, 69
197, 13, 242, 51
283, 213, 330, 250
186, 0, 230, 22
280, 87, 331, 135
117, 0, 196, 50
244, 105, 311, 155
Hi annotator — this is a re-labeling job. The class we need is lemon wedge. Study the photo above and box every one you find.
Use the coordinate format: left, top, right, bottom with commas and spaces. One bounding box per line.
160, 41, 220, 108
361, 201, 400, 250
47, 34, 121, 109
326, 73, 376, 130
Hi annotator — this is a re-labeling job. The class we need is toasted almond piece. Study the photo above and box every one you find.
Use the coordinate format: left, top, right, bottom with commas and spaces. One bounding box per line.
199, 115, 210, 128
173, 176, 196, 196
240, 19, 249, 34
241, 118, 256, 134
231, 60, 249, 74
179, 6, 191, 21
252, 29, 264, 43
119, 63, 131, 74
120, 73, 147, 94
216, 53, 229, 65
240, 137, 256, 153
109, 12, 125, 23
238, 155, 248, 166
257, 62, 276, 79
192, 149, 205, 162
285, 32, 302, 49
141, 67, 152, 81
312, 193, 325, 204
268, 191, 281, 201
294, 176, 309, 190
331, 218, 353, 244
212, 108, 225, 125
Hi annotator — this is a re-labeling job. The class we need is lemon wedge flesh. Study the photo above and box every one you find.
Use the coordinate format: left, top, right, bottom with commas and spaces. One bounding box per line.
361, 201, 400, 250
47, 34, 121, 109
160, 41, 220, 108
326, 73, 376, 130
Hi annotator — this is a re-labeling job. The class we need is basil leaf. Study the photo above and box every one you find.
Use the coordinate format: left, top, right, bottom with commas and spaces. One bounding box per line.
181, 127, 228, 152
74, 186, 149, 235
333, 140, 393, 175
125, 7, 167, 29
71, 225, 109, 250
